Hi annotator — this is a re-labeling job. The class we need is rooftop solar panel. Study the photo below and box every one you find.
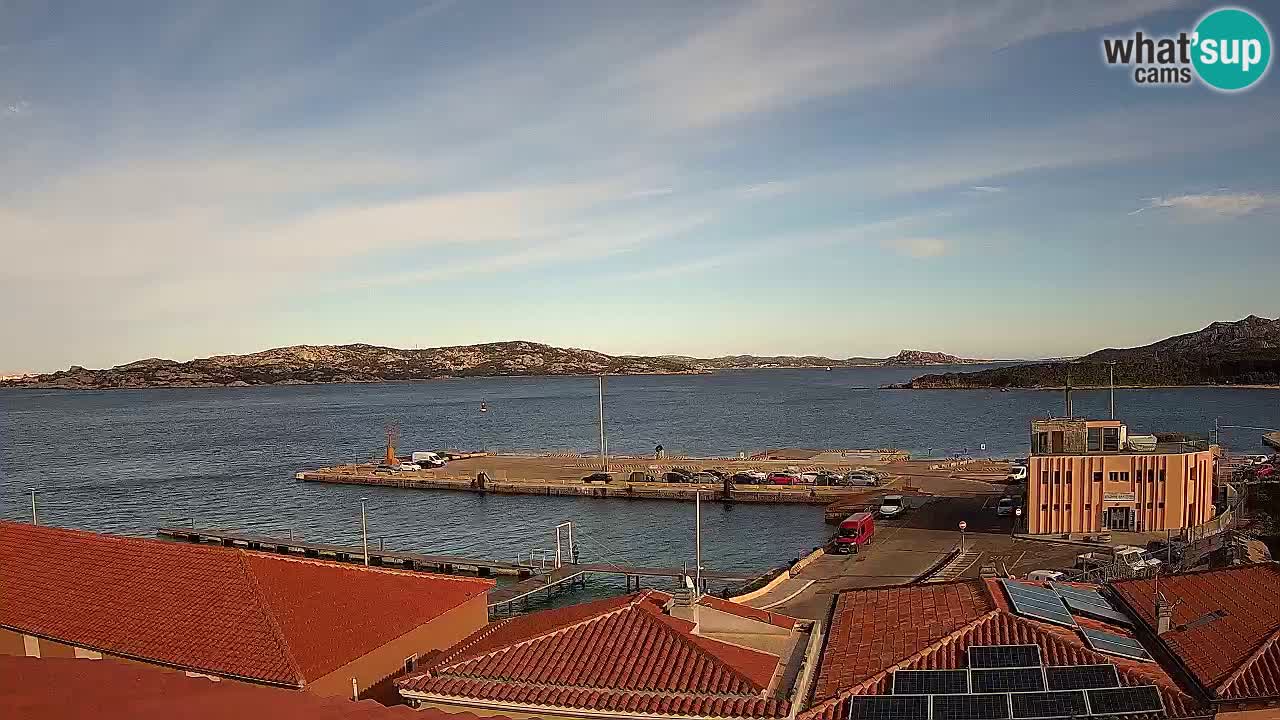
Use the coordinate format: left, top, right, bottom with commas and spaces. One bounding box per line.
931, 693, 1012, 720
971, 668, 1046, 694
846, 695, 930, 720
1086, 686, 1164, 716
968, 645, 1043, 669
1000, 580, 1078, 629
1060, 595, 1134, 627
1080, 628, 1153, 662
1044, 664, 1121, 691
893, 669, 970, 695
1049, 582, 1106, 603
1009, 690, 1089, 719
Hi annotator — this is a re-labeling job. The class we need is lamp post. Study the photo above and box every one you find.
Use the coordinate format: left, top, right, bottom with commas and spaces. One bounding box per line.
29, 488, 37, 526
360, 498, 369, 566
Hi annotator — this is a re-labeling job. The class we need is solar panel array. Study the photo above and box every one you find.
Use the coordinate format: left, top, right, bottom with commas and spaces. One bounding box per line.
1050, 583, 1134, 628
860, 645, 1164, 719
1079, 628, 1154, 662
999, 580, 1078, 628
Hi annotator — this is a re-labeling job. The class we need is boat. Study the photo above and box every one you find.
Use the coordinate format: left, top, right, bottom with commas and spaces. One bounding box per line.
480, 401, 488, 413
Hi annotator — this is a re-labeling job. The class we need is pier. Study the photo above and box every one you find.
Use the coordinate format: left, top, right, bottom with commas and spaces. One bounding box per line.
155, 527, 763, 616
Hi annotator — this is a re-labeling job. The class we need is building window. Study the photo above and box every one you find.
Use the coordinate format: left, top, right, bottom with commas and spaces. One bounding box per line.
1065, 504, 1072, 512
404, 654, 418, 673
1041, 504, 1048, 511
1053, 471, 1061, 484
1120, 472, 1130, 483
1066, 470, 1073, 485
1041, 471, 1049, 484
1102, 427, 1120, 451
1109, 471, 1119, 482
1190, 467, 1198, 481
1147, 469, 1154, 483
1147, 502, 1154, 509
1093, 472, 1103, 482
1053, 504, 1060, 511
1158, 502, 1165, 509
1159, 469, 1166, 483
1088, 428, 1102, 452
1034, 432, 1049, 454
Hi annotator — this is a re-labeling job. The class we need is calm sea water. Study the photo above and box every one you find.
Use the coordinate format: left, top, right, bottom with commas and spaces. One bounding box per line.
2, 366, 1275, 598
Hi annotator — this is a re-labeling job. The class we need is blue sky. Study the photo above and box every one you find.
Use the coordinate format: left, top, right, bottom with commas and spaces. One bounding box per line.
2, 1, 1278, 371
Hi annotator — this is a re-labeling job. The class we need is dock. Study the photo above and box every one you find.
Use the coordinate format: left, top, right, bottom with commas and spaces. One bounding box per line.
155, 527, 532, 577
1266, 432, 1280, 451
155, 527, 764, 617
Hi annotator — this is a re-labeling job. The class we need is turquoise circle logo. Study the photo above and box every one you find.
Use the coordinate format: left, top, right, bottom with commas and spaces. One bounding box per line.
1193, 7, 1272, 91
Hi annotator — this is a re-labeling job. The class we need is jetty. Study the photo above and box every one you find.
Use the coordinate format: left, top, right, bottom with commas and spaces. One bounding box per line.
1266, 431, 1280, 451
155, 527, 762, 617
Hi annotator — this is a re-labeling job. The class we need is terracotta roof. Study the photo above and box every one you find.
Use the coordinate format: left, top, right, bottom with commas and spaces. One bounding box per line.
0, 655, 511, 720
803, 579, 1206, 720
699, 594, 797, 630
401, 590, 796, 718
0, 522, 491, 686
1112, 562, 1280, 701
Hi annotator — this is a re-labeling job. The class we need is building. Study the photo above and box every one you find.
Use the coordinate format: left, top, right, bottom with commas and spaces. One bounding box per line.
1112, 563, 1280, 717
398, 590, 821, 719
1026, 418, 1218, 535
0, 654, 508, 720
0, 521, 492, 701
804, 578, 1209, 720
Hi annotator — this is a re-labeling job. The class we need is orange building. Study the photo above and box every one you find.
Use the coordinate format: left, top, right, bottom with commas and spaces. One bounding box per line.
1025, 418, 1217, 535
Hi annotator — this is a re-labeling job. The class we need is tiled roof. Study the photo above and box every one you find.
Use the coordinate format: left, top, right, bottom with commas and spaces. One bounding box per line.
401, 591, 794, 718
803, 579, 1206, 720
0, 655, 510, 720
0, 522, 491, 686
1112, 562, 1280, 701
699, 594, 797, 629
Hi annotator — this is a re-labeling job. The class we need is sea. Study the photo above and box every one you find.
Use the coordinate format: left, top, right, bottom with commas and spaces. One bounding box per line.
2, 365, 1276, 601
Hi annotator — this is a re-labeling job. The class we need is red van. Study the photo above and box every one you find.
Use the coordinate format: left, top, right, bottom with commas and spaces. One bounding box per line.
834, 512, 874, 554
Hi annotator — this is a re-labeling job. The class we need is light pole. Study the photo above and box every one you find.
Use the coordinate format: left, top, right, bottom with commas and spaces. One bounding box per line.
29, 488, 37, 526
695, 489, 703, 597
598, 375, 609, 471
360, 498, 369, 566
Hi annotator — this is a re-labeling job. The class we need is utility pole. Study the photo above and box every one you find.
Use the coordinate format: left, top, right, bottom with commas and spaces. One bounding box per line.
360, 498, 369, 566
1064, 364, 1073, 418
598, 375, 609, 472
695, 489, 703, 597
1109, 362, 1116, 420
29, 489, 37, 526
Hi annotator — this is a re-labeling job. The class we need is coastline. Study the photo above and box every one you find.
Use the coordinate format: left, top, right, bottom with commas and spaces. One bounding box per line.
887, 383, 1280, 391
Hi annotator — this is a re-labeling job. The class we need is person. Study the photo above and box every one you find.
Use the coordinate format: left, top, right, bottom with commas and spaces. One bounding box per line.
654, 443, 664, 459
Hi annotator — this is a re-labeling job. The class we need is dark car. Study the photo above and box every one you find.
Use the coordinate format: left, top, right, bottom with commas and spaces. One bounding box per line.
730, 471, 764, 485
814, 470, 843, 486
663, 469, 693, 483
582, 472, 613, 484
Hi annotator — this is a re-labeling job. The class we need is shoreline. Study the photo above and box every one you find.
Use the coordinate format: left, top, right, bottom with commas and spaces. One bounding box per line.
889, 383, 1280, 391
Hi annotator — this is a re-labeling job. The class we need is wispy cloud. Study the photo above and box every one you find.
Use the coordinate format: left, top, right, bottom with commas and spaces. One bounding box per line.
888, 237, 949, 259
970, 185, 1005, 193
1129, 191, 1280, 218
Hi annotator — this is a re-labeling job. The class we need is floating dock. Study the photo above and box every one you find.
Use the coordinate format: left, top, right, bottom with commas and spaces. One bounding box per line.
1265, 432, 1280, 451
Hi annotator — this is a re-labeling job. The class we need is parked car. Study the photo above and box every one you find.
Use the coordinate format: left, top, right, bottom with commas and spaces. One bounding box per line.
397, 462, 421, 472
814, 470, 844, 486
730, 471, 766, 485
1246, 454, 1270, 465
843, 470, 880, 486
582, 472, 614, 484
628, 470, 658, 483
1258, 465, 1276, 479
767, 472, 798, 485
878, 495, 906, 518
995, 497, 1016, 516
797, 472, 820, 485
663, 469, 693, 483
702, 469, 728, 479
1025, 570, 1066, 582
690, 471, 721, 483
1113, 545, 1161, 573
834, 512, 875, 554
1007, 464, 1028, 482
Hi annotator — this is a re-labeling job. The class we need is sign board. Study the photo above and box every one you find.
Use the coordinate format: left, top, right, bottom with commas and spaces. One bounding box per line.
959, 521, 968, 531
980, 443, 987, 451
1103, 492, 1136, 503
1015, 506, 1023, 517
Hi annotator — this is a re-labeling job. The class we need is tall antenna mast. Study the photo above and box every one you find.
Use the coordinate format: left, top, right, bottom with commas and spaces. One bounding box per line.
695, 489, 703, 599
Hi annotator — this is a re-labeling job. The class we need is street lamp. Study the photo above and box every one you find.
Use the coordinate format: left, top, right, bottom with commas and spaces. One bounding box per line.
360, 498, 369, 566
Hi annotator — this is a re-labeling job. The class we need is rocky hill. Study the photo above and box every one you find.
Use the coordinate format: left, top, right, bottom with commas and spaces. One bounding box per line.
897, 315, 1280, 389
2, 342, 988, 389
673, 350, 983, 370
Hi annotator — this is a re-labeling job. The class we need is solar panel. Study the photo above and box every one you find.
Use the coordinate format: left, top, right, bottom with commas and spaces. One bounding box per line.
1080, 628, 1153, 662
1086, 686, 1164, 715
971, 668, 1046, 693
931, 693, 1012, 720
969, 645, 1043, 669
1044, 664, 1121, 691
1049, 582, 1106, 604
893, 669, 970, 695
1000, 581, 1078, 629
846, 695, 930, 720
1059, 595, 1134, 627
1009, 690, 1089, 719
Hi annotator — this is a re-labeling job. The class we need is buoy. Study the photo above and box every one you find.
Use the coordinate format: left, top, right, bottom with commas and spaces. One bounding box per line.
480, 401, 488, 413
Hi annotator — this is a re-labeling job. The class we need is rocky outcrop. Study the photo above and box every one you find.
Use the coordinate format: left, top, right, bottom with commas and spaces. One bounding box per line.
897, 315, 1280, 389
3, 342, 988, 390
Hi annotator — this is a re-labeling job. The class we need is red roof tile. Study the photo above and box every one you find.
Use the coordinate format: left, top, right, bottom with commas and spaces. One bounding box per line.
699, 594, 797, 629
1112, 562, 1280, 701
0, 522, 491, 686
803, 579, 1206, 720
401, 591, 794, 718
0, 655, 511, 720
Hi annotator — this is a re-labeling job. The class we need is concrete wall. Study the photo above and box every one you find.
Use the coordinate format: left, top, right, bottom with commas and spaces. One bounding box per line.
309, 593, 488, 701
1026, 448, 1216, 534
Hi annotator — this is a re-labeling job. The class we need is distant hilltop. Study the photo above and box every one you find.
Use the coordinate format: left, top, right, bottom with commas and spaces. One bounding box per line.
894, 315, 1280, 389
1, 342, 988, 390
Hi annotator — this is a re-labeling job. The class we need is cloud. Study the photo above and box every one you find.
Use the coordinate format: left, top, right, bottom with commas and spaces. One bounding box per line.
888, 237, 948, 259
970, 185, 1005, 193
1128, 191, 1280, 218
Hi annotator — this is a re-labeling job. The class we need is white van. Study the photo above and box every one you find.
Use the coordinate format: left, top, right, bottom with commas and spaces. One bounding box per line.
1026, 570, 1066, 582
411, 451, 446, 468
879, 495, 905, 518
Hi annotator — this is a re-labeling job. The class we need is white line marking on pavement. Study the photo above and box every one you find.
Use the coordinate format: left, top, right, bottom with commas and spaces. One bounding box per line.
760, 580, 816, 609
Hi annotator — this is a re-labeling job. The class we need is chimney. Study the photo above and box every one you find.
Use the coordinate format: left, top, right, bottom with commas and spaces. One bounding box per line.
1156, 596, 1173, 634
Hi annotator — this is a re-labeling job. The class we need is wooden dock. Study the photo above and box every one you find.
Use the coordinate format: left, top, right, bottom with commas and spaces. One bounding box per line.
155, 527, 531, 577
486, 562, 758, 614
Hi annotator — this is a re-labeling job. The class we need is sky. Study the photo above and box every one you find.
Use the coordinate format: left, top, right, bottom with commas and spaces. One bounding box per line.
2, 1, 1278, 372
